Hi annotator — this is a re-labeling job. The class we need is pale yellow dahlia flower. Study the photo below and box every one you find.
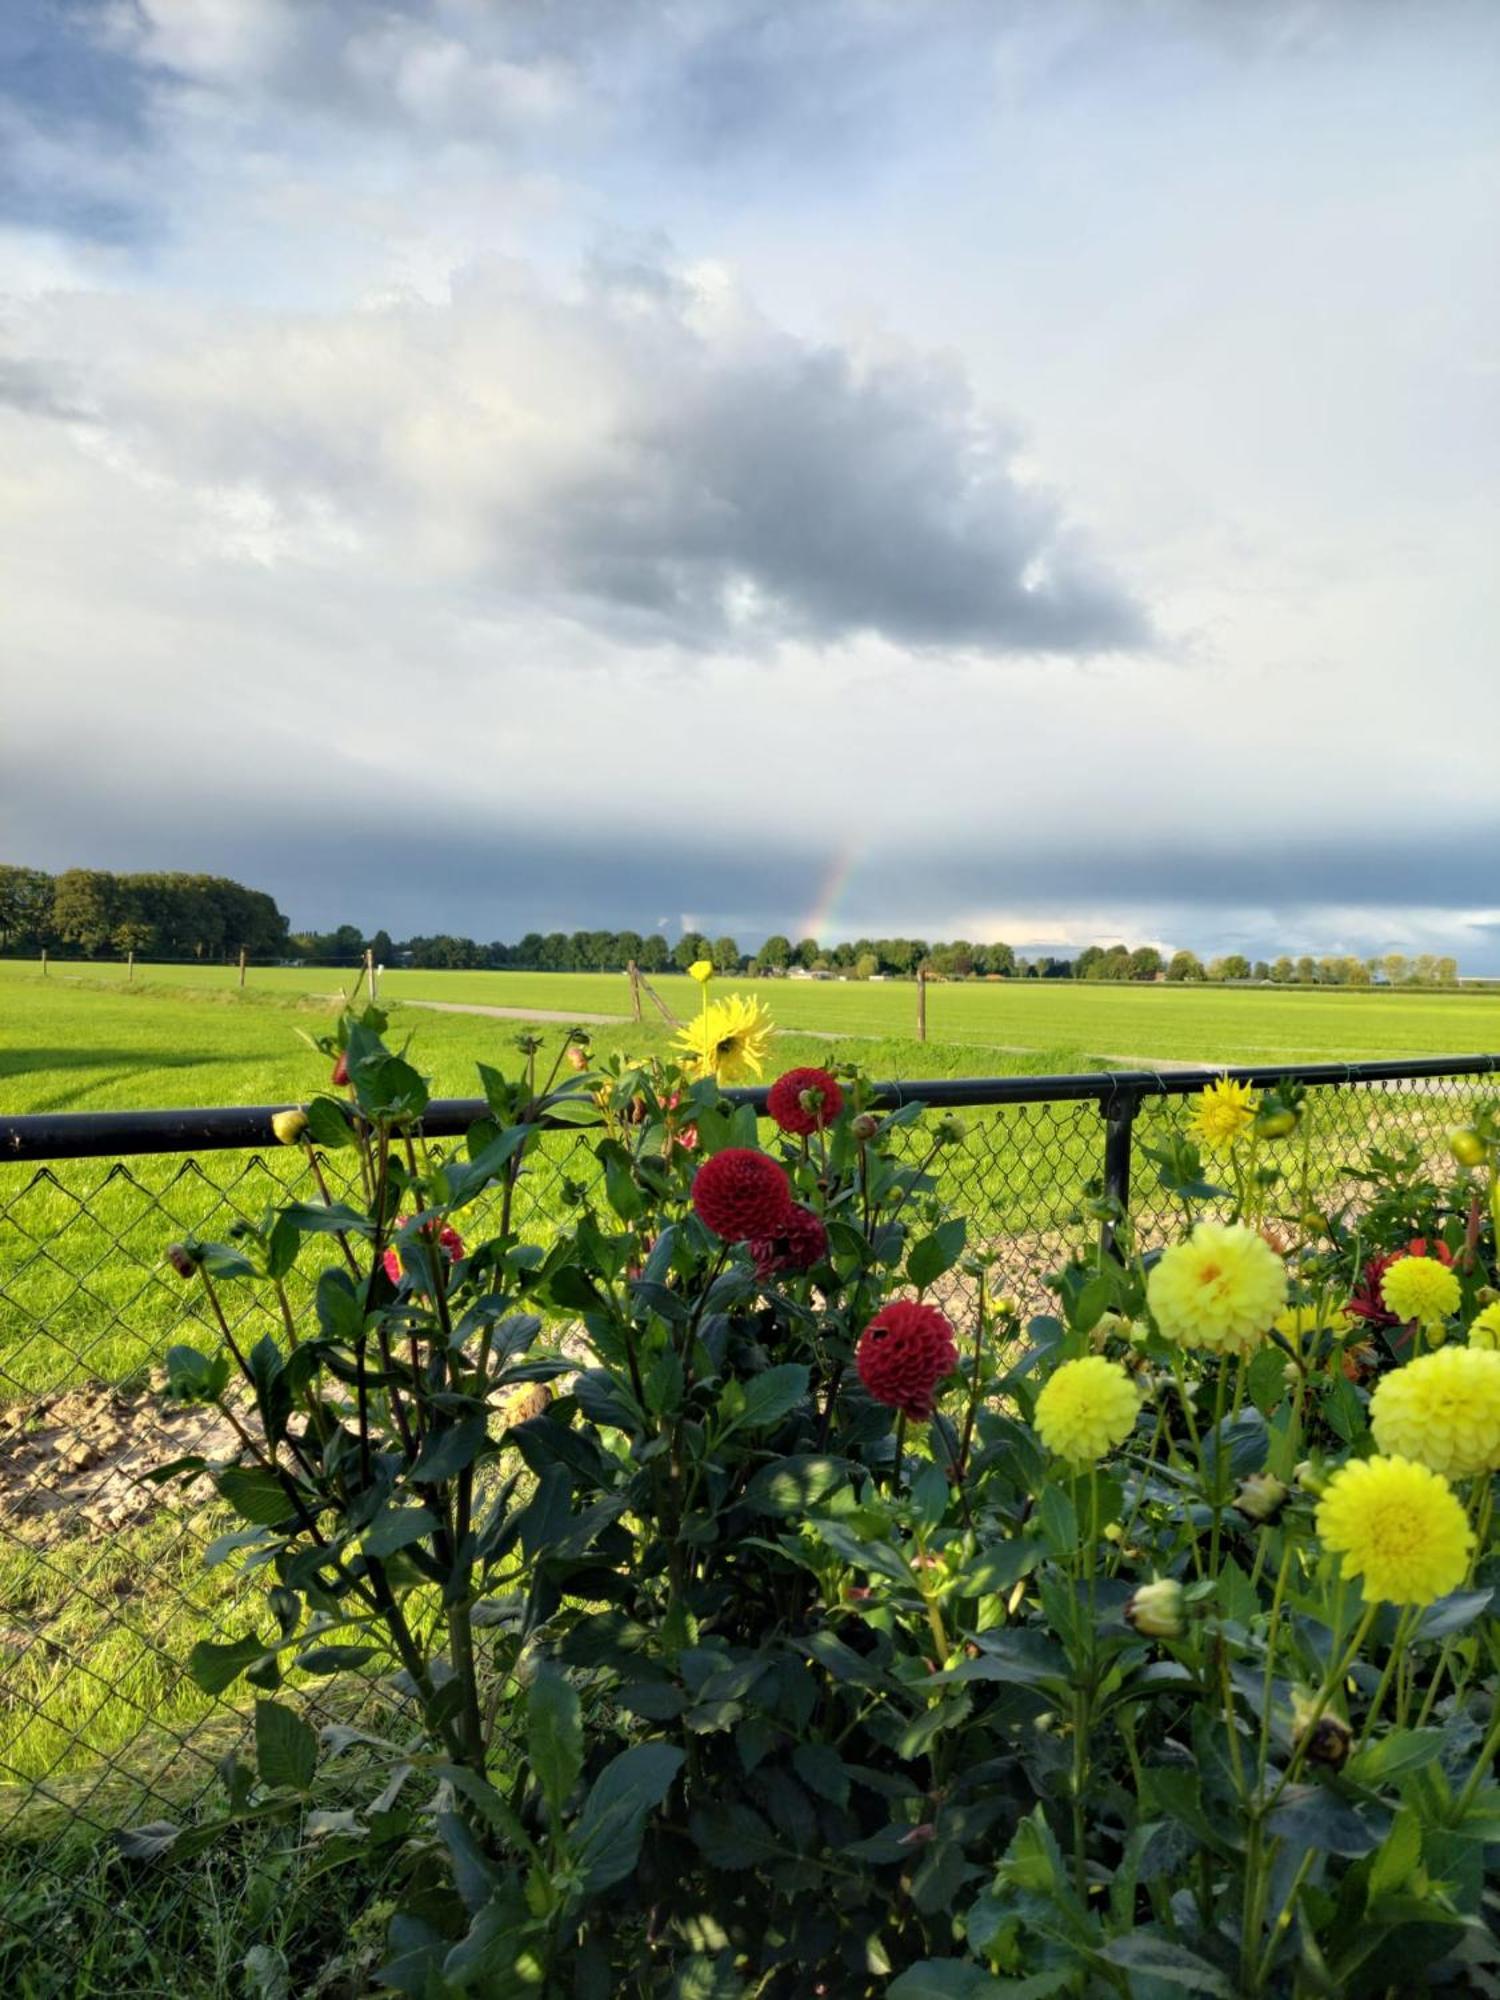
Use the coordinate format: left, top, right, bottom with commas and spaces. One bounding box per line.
1147, 1221, 1288, 1357
1369, 1346, 1500, 1479
1033, 1356, 1140, 1465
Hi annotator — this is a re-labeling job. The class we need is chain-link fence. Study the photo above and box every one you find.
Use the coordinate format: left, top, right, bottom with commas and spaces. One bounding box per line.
2, 1055, 1497, 1889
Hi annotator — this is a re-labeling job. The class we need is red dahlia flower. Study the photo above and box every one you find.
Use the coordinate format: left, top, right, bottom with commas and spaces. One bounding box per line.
382, 1218, 465, 1286
1347, 1237, 1454, 1328
749, 1203, 828, 1279
767, 1067, 844, 1136
856, 1301, 959, 1421
691, 1148, 792, 1241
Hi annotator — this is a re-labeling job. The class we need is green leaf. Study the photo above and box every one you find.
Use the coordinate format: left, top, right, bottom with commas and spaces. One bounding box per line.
254, 1699, 317, 1791
409, 1416, 490, 1485
216, 1464, 297, 1527
573, 1743, 685, 1893
527, 1665, 583, 1818
730, 1364, 810, 1433
687, 1801, 780, 1870
1346, 1727, 1444, 1787
791, 1742, 850, 1808
952, 1540, 1039, 1597
295, 1644, 383, 1675
808, 1519, 916, 1588
888, 1969, 1070, 2000
1414, 1589, 1493, 1640
1100, 1936, 1234, 1996
1367, 1809, 1423, 1902
742, 1455, 854, 1515
362, 1505, 439, 1559
164, 1344, 231, 1404
907, 1218, 967, 1291
315, 1267, 365, 1343
303, 1095, 357, 1150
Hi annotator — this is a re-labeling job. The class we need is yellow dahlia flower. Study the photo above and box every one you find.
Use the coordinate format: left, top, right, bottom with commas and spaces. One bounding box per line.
1274, 1300, 1356, 1346
1369, 1346, 1500, 1479
1381, 1255, 1460, 1326
688, 959, 715, 984
1147, 1221, 1288, 1356
1188, 1077, 1257, 1149
1468, 1302, 1500, 1352
1033, 1356, 1140, 1465
1315, 1455, 1473, 1606
672, 993, 775, 1084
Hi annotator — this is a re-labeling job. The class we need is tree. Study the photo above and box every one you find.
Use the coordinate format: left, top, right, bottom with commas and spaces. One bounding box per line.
853, 952, 879, 980
1128, 947, 1163, 982
980, 942, 1016, 976
674, 932, 710, 971
638, 934, 670, 974
1252, 961, 1271, 982
1166, 950, 1205, 982
1382, 953, 1409, 987
1295, 956, 1316, 984
1270, 956, 1294, 983
757, 934, 791, 972
711, 935, 741, 973
1220, 954, 1252, 981
51, 870, 117, 956
0, 865, 54, 953
615, 930, 644, 969
795, 937, 820, 969
369, 929, 395, 965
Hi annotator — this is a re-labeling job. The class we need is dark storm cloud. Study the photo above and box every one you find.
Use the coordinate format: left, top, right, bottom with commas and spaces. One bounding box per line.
530, 336, 1147, 652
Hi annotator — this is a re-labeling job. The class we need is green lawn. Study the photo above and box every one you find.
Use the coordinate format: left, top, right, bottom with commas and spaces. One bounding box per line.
4, 957, 1496, 1077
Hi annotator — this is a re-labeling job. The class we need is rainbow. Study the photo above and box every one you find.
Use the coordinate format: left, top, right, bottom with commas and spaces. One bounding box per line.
797, 843, 864, 943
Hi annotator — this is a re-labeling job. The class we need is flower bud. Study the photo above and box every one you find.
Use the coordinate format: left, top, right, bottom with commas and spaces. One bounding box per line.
933, 1113, 967, 1146
1292, 1692, 1352, 1771
271, 1108, 308, 1146
1448, 1126, 1488, 1170
1254, 1107, 1300, 1140
688, 960, 715, 985
565, 1045, 590, 1072
331, 1051, 349, 1087
1293, 1458, 1329, 1497
165, 1243, 198, 1280
851, 1112, 880, 1143
1124, 1577, 1185, 1640
1233, 1472, 1290, 1524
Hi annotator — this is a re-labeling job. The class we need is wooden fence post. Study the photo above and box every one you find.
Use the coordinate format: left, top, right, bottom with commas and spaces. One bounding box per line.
916, 966, 927, 1043
628, 960, 642, 1023
366, 948, 377, 1002
41, 948, 48, 977
238, 948, 248, 989
127, 950, 134, 983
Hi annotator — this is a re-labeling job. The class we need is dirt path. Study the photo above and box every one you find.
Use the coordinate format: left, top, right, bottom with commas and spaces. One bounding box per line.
404, 999, 629, 1026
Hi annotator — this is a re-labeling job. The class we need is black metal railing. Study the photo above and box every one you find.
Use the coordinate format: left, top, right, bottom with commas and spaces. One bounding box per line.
3, 1052, 1498, 1884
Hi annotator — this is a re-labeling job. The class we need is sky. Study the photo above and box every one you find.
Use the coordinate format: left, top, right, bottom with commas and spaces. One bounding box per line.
1, 0, 1497, 964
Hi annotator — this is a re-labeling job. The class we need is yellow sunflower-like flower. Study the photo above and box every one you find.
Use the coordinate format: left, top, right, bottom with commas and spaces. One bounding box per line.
1369, 1346, 1500, 1479
1147, 1221, 1288, 1356
672, 993, 775, 1084
1380, 1255, 1460, 1326
1315, 1455, 1473, 1606
1467, 1302, 1500, 1352
1188, 1077, 1258, 1149
688, 959, 715, 984
1033, 1356, 1140, 1465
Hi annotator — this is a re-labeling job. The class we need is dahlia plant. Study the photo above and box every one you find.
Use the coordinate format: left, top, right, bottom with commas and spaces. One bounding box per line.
139, 1026, 1500, 1996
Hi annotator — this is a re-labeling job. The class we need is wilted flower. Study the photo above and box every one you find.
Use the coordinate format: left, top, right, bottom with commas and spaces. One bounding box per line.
1291, 1692, 1352, 1771
165, 1242, 199, 1280
1369, 1345, 1500, 1479
1125, 1578, 1185, 1639
1146, 1221, 1288, 1356
1033, 1357, 1140, 1466
850, 1111, 880, 1143
382, 1219, 465, 1287
1315, 1455, 1474, 1606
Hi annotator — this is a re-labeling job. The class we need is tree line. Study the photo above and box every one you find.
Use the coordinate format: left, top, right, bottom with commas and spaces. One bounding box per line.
0, 864, 1462, 986
0, 865, 287, 961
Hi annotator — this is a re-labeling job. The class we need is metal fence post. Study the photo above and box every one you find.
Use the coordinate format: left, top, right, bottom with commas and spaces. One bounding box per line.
1099, 1088, 1136, 1262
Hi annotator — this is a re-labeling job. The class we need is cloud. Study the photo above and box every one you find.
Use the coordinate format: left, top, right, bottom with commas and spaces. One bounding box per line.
1, 259, 1145, 653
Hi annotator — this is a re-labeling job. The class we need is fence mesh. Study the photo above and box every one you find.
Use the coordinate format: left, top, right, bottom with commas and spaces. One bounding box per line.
1, 1063, 1494, 1890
